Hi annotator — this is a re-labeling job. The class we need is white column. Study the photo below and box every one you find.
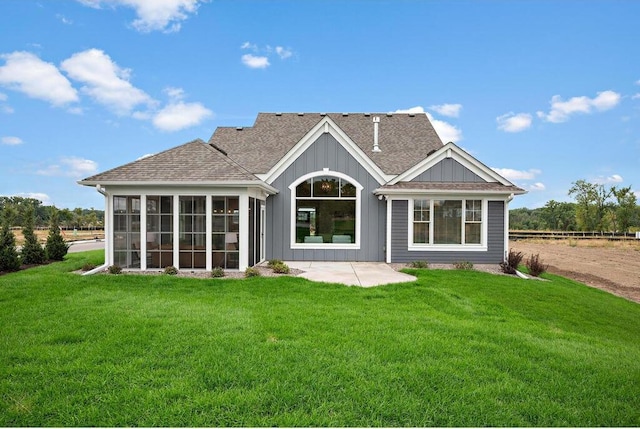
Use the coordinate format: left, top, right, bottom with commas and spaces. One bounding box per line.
238, 193, 249, 270
173, 195, 180, 269
206, 195, 212, 271
385, 197, 392, 263
105, 192, 112, 266
140, 195, 147, 270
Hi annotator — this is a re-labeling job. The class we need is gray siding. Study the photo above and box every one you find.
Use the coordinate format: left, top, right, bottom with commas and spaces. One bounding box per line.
412, 158, 483, 182
266, 133, 386, 261
391, 200, 505, 264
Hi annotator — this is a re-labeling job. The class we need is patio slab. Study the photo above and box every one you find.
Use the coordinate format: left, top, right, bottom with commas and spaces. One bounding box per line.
285, 261, 417, 287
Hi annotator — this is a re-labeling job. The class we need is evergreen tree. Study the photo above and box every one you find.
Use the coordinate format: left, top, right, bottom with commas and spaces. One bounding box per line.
0, 206, 21, 272
21, 204, 46, 265
45, 208, 69, 261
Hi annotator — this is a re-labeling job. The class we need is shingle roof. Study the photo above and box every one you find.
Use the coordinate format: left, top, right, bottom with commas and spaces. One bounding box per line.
208, 113, 444, 175
80, 139, 260, 184
376, 182, 527, 194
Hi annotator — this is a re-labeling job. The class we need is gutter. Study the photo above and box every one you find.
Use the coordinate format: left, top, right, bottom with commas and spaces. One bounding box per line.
82, 264, 108, 276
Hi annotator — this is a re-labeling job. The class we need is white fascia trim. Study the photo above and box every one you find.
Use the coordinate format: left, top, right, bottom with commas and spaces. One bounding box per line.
385, 198, 392, 263
263, 116, 391, 185
374, 188, 519, 198
80, 180, 279, 194
288, 169, 363, 250
388, 141, 515, 186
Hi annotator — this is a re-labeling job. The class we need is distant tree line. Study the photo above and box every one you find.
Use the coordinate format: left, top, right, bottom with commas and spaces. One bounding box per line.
510, 179, 639, 233
0, 196, 104, 230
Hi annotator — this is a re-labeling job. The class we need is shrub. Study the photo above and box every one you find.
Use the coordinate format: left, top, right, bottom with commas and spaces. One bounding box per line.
45, 208, 69, 261
164, 266, 178, 275
245, 267, 261, 278
211, 266, 225, 278
410, 260, 429, 269
453, 261, 474, 270
82, 262, 97, 272
20, 204, 45, 265
500, 250, 524, 275
526, 253, 548, 277
108, 265, 122, 275
0, 206, 20, 272
271, 262, 290, 274
267, 259, 283, 267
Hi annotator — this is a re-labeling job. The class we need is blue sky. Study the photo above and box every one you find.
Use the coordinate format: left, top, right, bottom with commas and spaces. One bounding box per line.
1, 0, 638, 210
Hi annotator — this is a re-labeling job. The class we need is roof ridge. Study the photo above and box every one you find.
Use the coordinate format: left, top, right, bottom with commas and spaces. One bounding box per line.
202, 143, 261, 180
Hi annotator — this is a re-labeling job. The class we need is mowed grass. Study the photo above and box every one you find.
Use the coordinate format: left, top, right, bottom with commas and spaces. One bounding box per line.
1, 251, 639, 427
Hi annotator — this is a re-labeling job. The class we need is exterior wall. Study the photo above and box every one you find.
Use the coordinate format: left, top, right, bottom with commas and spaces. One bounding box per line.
266, 133, 386, 261
411, 158, 484, 182
390, 199, 505, 264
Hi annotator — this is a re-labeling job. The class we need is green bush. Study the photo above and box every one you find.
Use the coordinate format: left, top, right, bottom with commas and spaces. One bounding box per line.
164, 266, 178, 275
0, 206, 20, 272
211, 266, 225, 278
271, 262, 290, 274
410, 260, 429, 269
245, 267, 261, 278
453, 261, 474, 270
108, 265, 122, 275
20, 205, 45, 265
45, 208, 69, 261
267, 259, 283, 267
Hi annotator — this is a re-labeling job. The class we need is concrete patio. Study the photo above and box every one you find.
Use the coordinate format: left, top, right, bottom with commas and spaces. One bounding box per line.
285, 261, 417, 287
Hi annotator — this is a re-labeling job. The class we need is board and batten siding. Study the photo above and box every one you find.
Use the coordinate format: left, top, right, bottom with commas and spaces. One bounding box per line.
266, 133, 386, 262
411, 158, 484, 182
391, 200, 505, 264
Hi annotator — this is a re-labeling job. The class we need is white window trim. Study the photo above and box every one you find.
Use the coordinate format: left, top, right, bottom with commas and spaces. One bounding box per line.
289, 169, 363, 250
407, 198, 488, 252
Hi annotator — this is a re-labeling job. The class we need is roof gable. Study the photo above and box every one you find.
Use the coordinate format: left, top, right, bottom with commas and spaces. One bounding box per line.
260, 116, 390, 185
389, 142, 516, 186
79, 139, 262, 185
208, 113, 444, 176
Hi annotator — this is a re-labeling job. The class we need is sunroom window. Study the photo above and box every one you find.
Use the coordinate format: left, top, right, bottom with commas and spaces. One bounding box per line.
293, 175, 358, 245
411, 199, 483, 246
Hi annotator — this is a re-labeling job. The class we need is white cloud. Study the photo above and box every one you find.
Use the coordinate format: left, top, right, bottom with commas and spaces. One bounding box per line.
61, 49, 155, 115
16, 192, 52, 204
429, 103, 462, 118
164, 86, 185, 100
0, 51, 78, 106
528, 182, 546, 191
496, 112, 533, 132
491, 168, 541, 181
0, 92, 6, 101
152, 101, 212, 131
76, 0, 206, 33
37, 157, 98, 177
56, 14, 73, 24
275, 46, 293, 59
137, 153, 155, 160
536, 90, 621, 123
241, 54, 270, 69
594, 174, 624, 184
1, 136, 23, 145
632, 93, 640, 100
240, 41, 258, 51
394, 106, 463, 143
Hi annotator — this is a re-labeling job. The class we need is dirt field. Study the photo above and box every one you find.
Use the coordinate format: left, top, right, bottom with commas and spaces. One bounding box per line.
510, 239, 640, 304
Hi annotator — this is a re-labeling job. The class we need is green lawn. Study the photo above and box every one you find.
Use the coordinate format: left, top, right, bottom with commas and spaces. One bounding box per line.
1, 251, 639, 427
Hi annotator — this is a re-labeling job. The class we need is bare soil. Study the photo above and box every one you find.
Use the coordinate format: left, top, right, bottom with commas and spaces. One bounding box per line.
510, 239, 640, 304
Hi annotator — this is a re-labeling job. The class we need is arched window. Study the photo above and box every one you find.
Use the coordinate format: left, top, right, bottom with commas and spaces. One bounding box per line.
289, 170, 362, 248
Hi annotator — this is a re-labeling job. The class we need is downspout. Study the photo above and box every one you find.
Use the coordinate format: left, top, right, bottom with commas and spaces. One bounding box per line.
83, 184, 109, 275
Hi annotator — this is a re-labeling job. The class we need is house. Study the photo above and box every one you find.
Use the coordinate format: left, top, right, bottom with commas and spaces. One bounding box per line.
79, 112, 525, 271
